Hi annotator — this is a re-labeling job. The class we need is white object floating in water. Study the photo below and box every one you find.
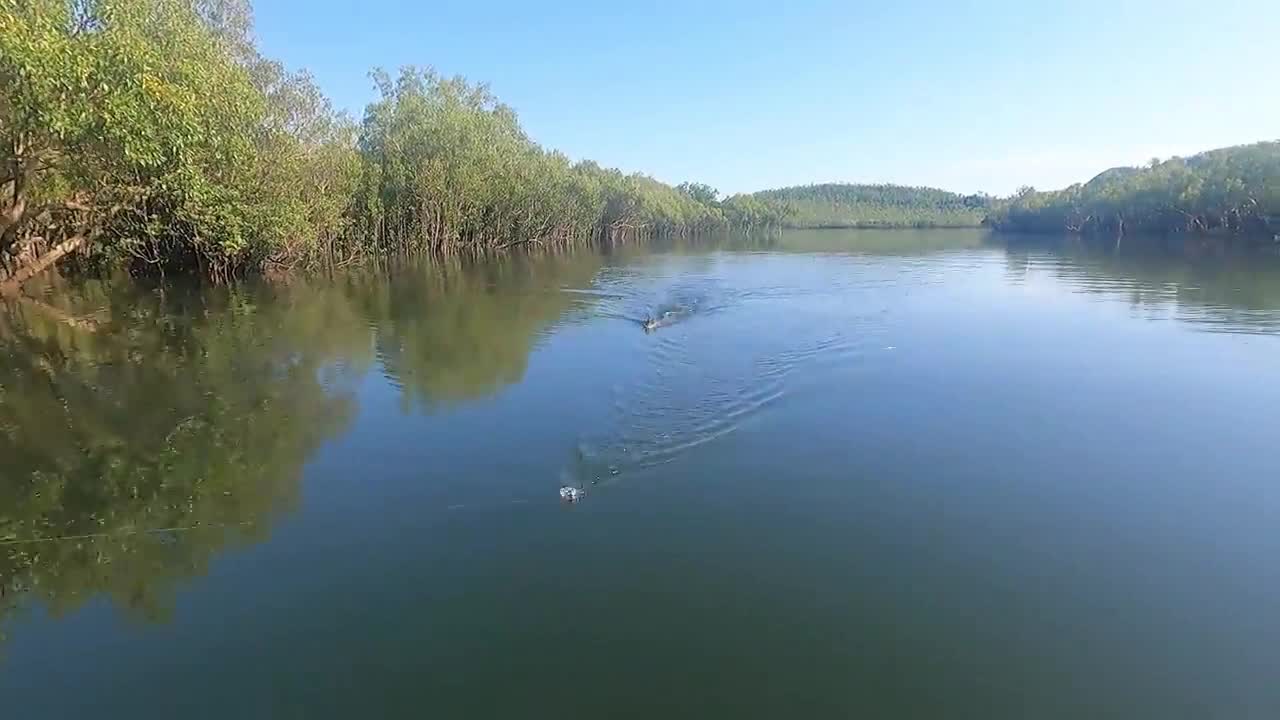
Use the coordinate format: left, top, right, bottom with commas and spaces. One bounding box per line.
560, 486, 586, 502
885, 346, 896, 351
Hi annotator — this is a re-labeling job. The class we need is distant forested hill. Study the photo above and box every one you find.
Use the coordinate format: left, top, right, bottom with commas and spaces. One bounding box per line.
750, 184, 992, 229
988, 142, 1280, 239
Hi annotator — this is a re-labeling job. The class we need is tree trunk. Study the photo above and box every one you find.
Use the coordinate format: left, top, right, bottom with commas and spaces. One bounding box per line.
0, 232, 90, 296
0, 192, 27, 234
0, 178, 28, 254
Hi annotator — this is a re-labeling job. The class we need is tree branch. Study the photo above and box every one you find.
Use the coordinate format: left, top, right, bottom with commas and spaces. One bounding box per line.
0, 230, 95, 296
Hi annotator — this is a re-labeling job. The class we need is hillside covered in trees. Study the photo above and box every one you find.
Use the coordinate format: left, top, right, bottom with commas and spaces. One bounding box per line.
0, 0, 786, 293
988, 143, 1280, 240
751, 184, 992, 229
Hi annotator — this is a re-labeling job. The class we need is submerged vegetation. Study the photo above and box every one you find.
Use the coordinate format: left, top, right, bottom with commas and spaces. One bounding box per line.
0, 0, 785, 293
989, 143, 1280, 240
753, 184, 992, 229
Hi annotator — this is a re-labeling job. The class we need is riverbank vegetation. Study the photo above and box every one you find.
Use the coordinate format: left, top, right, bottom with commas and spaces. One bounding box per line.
752, 184, 992, 229
5, 2, 1279, 294
988, 143, 1280, 240
0, 0, 786, 293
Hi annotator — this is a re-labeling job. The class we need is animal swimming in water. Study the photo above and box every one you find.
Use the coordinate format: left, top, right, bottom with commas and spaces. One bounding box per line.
643, 308, 682, 332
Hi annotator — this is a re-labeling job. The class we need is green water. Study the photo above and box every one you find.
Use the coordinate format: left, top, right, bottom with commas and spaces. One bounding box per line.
2, 229, 1279, 718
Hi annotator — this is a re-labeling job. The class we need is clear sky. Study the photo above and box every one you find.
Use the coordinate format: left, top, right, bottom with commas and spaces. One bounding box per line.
252, 0, 1279, 196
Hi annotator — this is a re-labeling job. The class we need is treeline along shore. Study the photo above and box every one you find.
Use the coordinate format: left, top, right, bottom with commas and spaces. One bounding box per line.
987, 143, 1280, 241
1, 0, 790, 292
3, 1, 1278, 294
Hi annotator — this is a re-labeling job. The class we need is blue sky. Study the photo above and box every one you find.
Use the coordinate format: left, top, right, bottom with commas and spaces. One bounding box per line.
253, 0, 1279, 196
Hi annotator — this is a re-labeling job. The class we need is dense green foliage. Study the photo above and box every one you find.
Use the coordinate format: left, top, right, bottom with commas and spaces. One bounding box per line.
0, 0, 362, 283
347, 68, 750, 259
0, 0, 782, 292
988, 143, 1280, 239
2, 0, 254, 278
750, 183, 991, 229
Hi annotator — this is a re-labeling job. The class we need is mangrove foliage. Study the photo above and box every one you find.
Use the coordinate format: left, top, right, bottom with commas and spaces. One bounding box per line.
988, 143, 1280, 240
0, 0, 785, 292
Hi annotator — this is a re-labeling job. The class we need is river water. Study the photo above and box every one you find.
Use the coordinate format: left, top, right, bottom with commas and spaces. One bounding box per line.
2, 229, 1279, 718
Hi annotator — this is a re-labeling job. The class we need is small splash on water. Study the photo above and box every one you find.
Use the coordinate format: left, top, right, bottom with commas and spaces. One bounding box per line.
559, 486, 586, 503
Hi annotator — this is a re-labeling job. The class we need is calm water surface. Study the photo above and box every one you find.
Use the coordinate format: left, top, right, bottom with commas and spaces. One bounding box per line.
2, 230, 1279, 718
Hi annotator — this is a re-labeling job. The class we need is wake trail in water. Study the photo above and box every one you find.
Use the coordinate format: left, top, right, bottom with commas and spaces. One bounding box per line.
582, 268, 738, 331
567, 308, 879, 488
552, 253, 906, 493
